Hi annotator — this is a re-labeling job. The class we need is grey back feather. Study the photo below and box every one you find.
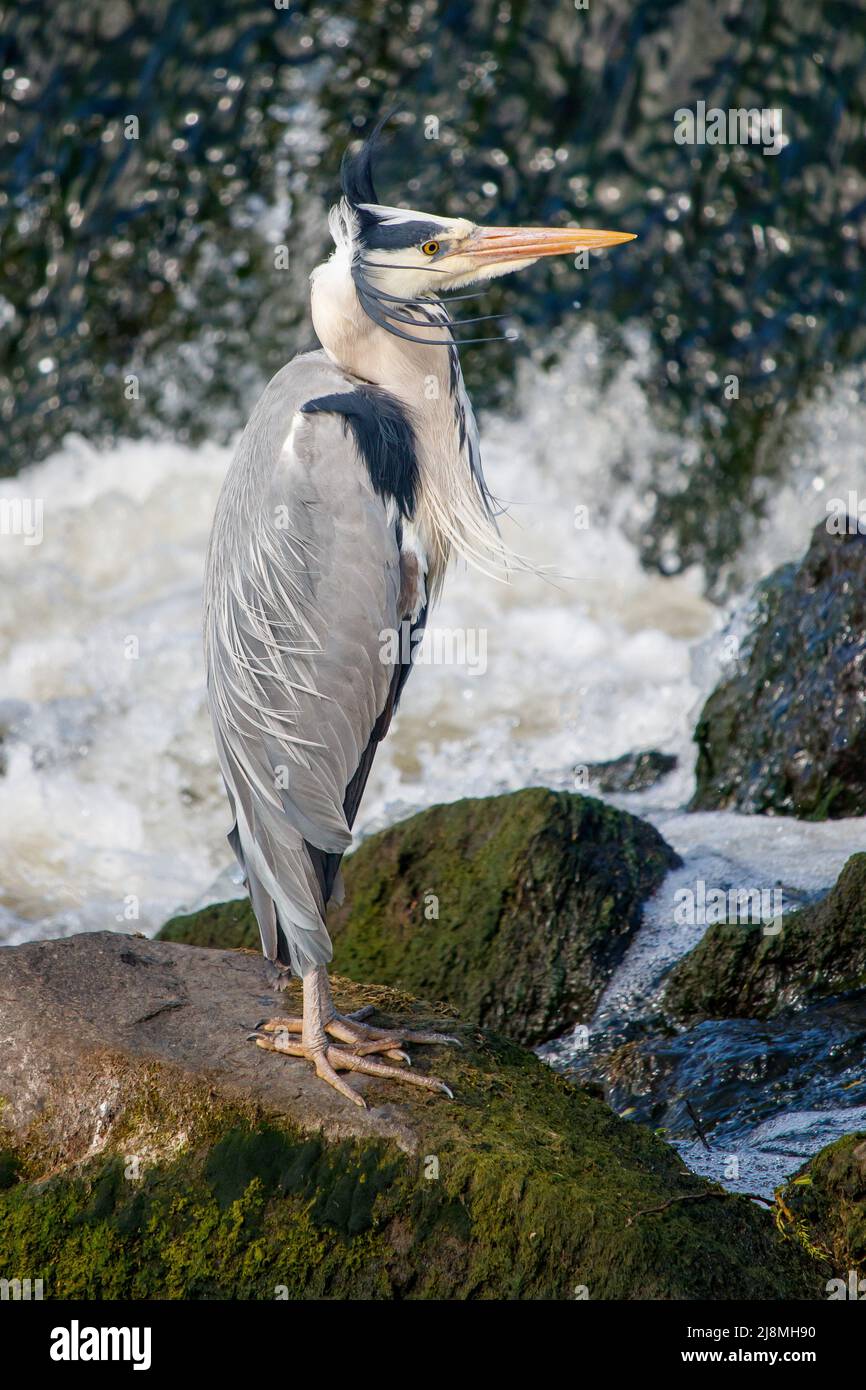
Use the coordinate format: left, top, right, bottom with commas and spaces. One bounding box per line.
204, 350, 402, 976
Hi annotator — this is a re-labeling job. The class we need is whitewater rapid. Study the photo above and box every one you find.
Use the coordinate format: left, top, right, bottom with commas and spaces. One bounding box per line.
1, 328, 863, 947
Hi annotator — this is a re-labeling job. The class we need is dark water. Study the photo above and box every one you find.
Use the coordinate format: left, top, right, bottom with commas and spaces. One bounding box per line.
543, 988, 866, 1195
2, 0, 865, 588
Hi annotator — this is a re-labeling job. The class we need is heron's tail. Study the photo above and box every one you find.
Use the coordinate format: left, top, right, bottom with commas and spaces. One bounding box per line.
226, 817, 333, 978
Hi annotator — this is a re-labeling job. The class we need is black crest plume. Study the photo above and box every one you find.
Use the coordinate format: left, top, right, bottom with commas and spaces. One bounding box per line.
338, 110, 511, 354
340, 112, 396, 232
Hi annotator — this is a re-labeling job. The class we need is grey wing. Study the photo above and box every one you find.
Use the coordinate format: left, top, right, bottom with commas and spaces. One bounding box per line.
204, 360, 403, 976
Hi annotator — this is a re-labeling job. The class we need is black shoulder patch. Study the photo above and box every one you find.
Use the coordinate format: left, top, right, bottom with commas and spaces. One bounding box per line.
301, 386, 418, 519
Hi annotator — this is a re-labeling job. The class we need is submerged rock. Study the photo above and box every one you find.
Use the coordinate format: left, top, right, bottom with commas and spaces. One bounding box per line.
578, 996, 866, 1178
690, 521, 866, 819
161, 788, 681, 1047
778, 1132, 866, 1280
583, 749, 678, 794
662, 854, 866, 1025
0, 931, 821, 1299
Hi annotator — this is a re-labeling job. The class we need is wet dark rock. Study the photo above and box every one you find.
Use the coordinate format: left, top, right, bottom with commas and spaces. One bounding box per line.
690, 522, 866, 818
585, 749, 678, 794
161, 788, 681, 1047
579, 996, 866, 1146
662, 854, 866, 1025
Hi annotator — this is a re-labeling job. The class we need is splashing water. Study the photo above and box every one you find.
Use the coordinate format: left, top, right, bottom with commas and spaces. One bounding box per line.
1, 329, 864, 1196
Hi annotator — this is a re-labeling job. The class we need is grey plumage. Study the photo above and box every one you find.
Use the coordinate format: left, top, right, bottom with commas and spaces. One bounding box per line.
205, 350, 406, 976
203, 122, 634, 1017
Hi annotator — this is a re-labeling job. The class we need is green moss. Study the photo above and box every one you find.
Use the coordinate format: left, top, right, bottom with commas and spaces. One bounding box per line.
158, 898, 260, 951
0, 976, 821, 1300
777, 1132, 866, 1277
663, 854, 866, 1023
0, 1149, 21, 1190
159, 789, 679, 1046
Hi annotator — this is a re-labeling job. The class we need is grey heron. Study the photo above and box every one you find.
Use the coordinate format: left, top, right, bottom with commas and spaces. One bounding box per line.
204, 120, 635, 1106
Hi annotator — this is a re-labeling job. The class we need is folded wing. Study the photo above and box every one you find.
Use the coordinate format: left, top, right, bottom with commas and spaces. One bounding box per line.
204, 353, 407, 976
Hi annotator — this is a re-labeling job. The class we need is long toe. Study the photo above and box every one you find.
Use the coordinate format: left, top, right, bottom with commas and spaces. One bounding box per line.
395, 1029, 462, 1047
330, 1013, 462, 1049
328, 1047, 454, 1098
344, 1005, 376, 1022
254, 1033, 305, 1057
260, 1016, 303, 1034
312, 1048, 367, 1107
254, 1034, 367, 1107
326, 1017, 408, 1061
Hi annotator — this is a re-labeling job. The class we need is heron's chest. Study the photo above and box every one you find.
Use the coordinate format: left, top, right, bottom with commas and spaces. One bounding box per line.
407, 381, 481, 602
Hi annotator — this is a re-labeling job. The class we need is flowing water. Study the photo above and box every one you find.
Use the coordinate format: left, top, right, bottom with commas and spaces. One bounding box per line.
2, 335, 864, 1193
2, 0, 865, 1197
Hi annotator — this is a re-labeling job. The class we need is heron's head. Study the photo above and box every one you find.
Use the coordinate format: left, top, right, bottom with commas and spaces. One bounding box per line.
324, 118, 635, 343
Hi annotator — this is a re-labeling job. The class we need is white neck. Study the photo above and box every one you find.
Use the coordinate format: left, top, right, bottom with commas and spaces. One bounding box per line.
310, 243, 504, 602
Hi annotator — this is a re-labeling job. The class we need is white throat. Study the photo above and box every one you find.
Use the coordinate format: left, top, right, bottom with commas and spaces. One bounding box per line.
309, 217, 507, 601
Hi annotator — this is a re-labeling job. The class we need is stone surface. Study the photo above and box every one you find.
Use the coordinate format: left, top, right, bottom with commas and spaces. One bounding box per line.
584, 749, 678, 794
161, 788, 681, 1047
690, 521, 866, 819
0, 931, 821, 1300
662, 854, 866, 1025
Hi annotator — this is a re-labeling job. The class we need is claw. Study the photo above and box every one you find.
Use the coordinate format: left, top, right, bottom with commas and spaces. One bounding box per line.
313, 1048, 368, 1108
250, 976, 456, 1107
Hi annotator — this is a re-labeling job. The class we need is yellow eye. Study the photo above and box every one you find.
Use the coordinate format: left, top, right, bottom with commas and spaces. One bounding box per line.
421, 240, 440, 256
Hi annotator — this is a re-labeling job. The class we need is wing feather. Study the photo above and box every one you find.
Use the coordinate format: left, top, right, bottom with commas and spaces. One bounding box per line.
204, 353, 403, 974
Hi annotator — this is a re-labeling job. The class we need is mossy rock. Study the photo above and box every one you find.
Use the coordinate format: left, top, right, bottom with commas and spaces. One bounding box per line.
0, 932, 821, 1299
159, 897, 260, 951
662, 854, 866, 1025
161, 788, 680, 1046
777, 1133, 866, 1280
690, 521, 866, 818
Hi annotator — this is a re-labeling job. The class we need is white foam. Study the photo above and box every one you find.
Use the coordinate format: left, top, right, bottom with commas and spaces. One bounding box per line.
1, 332, 864, 946
676, 1106, 866, 1198
0, 435, 235, 940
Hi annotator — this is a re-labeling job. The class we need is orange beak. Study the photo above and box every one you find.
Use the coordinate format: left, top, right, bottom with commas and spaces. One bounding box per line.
452, 224, 637, 260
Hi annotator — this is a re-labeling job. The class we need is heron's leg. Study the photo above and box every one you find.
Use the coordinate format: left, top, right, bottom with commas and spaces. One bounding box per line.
254, 968, 407, 1061
258, 964, 461, 1050
250, 965, 457, 1109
